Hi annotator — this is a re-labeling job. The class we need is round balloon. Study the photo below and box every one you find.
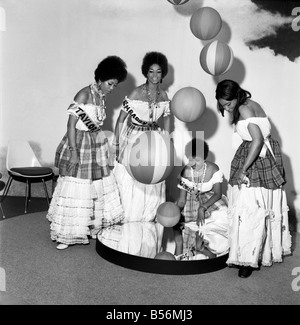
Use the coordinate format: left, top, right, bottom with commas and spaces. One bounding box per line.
200, 40, 234, 76
171, 87, 206, 122
154, 251, 176, 260
167, 0, 190, 5
124, 131, 175, 184
156, 202, 181, 227
190, 7, 222, 40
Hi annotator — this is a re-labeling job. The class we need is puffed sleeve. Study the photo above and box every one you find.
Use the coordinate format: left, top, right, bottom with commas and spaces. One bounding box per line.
162, 101, 171, 117
67, 101, 81, 118
121, 96, 132, 113
211, 170, 224, 184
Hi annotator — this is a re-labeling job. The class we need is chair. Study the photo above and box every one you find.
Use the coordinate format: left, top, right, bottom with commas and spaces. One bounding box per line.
0, 139, 54, 214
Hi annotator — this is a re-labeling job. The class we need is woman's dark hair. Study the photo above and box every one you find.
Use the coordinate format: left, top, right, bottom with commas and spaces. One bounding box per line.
94, 56, 127, 83
185, 138, 209, 160
141, 52, 168, 79
215, 79, 251, 125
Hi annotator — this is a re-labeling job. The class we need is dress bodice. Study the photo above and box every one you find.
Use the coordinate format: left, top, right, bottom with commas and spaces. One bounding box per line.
178, 170, 224, 194
122, 96, 170, 125
66, 83, 106, 131
236, 117, 271, 141
235, 117, 275, 158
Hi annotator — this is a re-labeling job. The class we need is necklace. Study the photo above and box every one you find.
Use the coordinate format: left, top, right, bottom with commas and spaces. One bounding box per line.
90, 82, 106, 122
191, 161, 207, 194
143, 83, 160, 123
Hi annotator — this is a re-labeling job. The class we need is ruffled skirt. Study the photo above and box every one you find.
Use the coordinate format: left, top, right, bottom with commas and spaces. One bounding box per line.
46, 175, 124, 245
226, 184, 292, 268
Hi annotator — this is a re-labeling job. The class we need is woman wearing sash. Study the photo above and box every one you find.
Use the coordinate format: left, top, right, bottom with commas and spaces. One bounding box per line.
173, 139, 229, 261
47, 56, 127, 250
215, 79, 292, 277
113, 52, 171, 222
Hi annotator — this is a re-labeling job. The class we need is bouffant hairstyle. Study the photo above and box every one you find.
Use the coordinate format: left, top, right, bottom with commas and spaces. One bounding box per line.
94, 56, 127, 83
185, 138, 209, 160
141, 52, 168, 79
215, 79, 251, 125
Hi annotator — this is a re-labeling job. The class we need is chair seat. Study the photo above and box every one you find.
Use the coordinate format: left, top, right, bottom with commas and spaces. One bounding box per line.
10, 167, 53, 177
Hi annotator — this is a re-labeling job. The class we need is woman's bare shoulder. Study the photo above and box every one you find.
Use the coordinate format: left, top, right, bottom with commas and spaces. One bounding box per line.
74, 86, 90, 104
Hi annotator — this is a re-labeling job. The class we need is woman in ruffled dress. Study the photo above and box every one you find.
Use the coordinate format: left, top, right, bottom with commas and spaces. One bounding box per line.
215, 79, 292, 277
47, 56, 127, 250
113, 52, 171, 222
174, 139, 229, 260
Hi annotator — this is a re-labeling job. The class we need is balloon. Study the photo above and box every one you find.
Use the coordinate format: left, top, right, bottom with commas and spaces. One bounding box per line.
124, 131, 175, 184
200, 40, 234, 76
170, 87, 206, 122
154, 251, 176, 260
156, 202, 181, 227
167, 0, 190, 5
190, 7, 222, 40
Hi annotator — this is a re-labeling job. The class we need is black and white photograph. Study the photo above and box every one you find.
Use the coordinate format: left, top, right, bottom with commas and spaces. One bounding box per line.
0, 0, 299, 308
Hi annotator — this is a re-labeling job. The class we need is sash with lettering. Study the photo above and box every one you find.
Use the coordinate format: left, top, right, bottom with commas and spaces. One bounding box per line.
68, 102, 101, 132
122, 98, 152, 126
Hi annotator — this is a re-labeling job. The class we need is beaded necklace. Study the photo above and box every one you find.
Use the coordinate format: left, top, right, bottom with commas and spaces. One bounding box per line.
191, 161, 207, 217
191, 161, 207, 194
90, 82, 106, 122
143, 83, 160, 123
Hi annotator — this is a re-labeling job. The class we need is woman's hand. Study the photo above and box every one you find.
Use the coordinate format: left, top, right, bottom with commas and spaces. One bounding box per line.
67, 151, 79, 171
237, 170, 250, 189
197, 206, 206, 226
195, 232, 205, 252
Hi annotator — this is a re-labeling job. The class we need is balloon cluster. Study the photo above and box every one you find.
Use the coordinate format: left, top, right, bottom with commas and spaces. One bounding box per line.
190, 7, 234, 76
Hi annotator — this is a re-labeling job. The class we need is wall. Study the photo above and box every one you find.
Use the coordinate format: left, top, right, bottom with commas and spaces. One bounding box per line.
0, 0, 299, 229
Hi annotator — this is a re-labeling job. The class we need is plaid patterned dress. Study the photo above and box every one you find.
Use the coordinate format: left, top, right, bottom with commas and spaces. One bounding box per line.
226, 117, 292, 268
47, 85, 124, 245
177, 167, 229, 257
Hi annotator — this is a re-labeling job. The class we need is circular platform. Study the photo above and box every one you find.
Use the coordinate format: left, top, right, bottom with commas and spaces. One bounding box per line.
96, 221, 229, 275
96, 239, 228, 275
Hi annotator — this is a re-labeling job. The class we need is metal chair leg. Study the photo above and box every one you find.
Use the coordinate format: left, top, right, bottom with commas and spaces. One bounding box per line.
42, 179, 50, 206
25, 180, 30, 214
0, 202, 5, 218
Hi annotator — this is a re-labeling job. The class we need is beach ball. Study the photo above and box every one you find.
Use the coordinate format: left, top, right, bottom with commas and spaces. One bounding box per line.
124, 131, 175, 184
154, 251, 176, 260
171, 87, 206, 122
167, 0, 190, 5
200, 40, 234, 76
190, 7, 222, 40
156, 202, 181, 227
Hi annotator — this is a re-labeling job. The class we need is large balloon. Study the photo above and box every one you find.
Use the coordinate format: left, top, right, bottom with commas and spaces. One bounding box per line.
190, 7, 222, 40
156, 202, 181, 228
124, 131, 175, 184
171, 87, 206, 122
167, 0, 190, 5
200, 40, 234, 76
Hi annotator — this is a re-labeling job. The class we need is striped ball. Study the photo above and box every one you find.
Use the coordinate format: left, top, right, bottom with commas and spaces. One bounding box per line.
124, 131, 175, 184
167, 0, 190, 5
190, 7, 222, 40
200, 40, 234, 76
156, 202, 181, 228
